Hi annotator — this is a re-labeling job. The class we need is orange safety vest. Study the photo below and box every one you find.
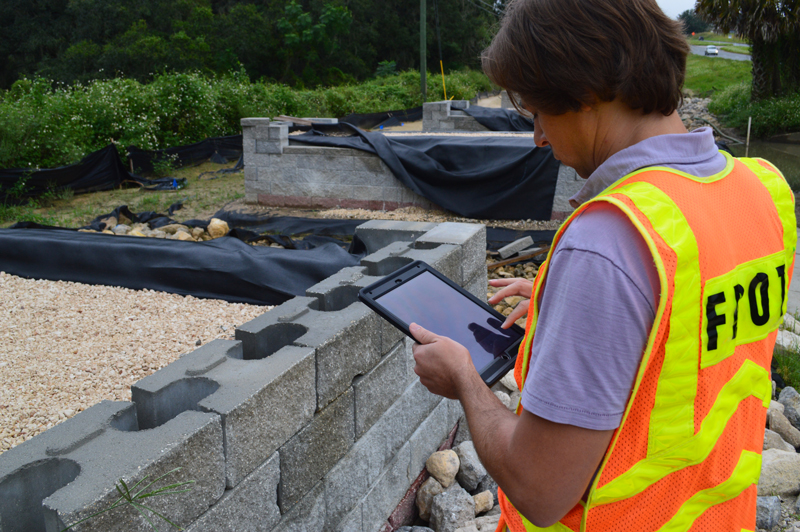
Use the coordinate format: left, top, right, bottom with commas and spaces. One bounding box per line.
497, 154, 797, 532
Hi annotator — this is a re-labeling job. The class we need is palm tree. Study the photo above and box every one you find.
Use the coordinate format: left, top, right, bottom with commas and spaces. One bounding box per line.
695, 0, 799, 100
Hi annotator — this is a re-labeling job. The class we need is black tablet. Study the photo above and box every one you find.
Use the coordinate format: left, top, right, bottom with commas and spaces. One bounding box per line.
358, 260, 524, 386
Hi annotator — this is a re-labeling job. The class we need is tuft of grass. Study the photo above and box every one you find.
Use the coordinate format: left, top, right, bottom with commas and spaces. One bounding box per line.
684, 54, 751, 97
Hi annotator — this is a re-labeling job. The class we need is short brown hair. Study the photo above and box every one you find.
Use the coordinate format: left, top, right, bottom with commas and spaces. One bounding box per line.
482, 0, 689, 116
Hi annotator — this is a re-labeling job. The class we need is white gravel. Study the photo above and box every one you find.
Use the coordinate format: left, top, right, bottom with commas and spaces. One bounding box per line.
0, 272, 272, 454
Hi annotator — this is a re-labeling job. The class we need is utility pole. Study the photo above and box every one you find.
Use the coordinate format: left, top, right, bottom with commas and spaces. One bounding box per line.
420, 0, 427, 102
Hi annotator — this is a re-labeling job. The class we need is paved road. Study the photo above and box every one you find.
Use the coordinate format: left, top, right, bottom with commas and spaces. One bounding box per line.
690, 44, 750, 62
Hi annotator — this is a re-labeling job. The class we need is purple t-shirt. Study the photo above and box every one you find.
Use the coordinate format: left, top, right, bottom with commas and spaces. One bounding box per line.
520, 128, 727, 430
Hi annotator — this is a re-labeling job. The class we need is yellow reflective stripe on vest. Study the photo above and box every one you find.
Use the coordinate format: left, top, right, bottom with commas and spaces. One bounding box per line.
590, 360, 770, 507
655, 450, 761, 532
605, 180, 702, 455
739, 158, 797, 303
702, 250, 788, 368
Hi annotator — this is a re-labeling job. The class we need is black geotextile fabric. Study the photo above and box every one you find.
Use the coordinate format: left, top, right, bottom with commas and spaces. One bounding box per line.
0, 227, 363, 305
462, 105, 536, 132
293, 125, 560, 220
0, 145, 186, 203
339, 107, 423, 130
127, 135, 244, 174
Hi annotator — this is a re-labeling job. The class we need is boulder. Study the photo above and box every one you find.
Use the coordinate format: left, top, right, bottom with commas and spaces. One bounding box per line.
767, 409, 800, 448
112, 224, 131, 235
454, 441, 487, 491
473, 490, 493, 514
475, 475, 499, 506
430, 484, 476, 532
417, 477, 445, 521
759, 449, 800, 497
779, 387, 800, 429
764, 428, 796, 452
160, 223, 191, 235
757, 495, 781, 531
208, 218, 230, 238
776, 330, 800, 351
427, 450, 460, 488
784, 313, 800, 335
500, 370, 519, 393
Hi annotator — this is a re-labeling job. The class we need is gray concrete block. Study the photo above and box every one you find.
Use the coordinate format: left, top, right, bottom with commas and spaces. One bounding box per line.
498, 237, 533, 260
279, 389, 355, 513
352, 184, 392, 201
0, 401, 225, 532
322, 379, 440, 529
244, 166, 258, 183
360, 240, 460, 284
354, 220, 438, 254
352, 155, 387, 173
294, 303, 382, 410
235, 297, 318, 359
268, 122, 289, 141
360, 444, 414, 532
130, 339, 316, 491
257, 139, 287, 155
415, 223, 486, 284
241, 117, 271, 128
464, 269, 489, 302
186, 451, 280, 532
237, 294, 381, 411
551, 163, 582, 217
272, 481, 327, 532
295, 153, 355, 171
354, 342, 412, 438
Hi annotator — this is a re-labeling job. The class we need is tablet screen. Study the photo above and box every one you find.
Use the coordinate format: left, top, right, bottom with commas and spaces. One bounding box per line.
374, 270, 522, 371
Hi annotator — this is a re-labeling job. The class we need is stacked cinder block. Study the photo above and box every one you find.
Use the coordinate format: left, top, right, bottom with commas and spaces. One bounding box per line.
422, 101, 490, 133
0, 220, 485, 532
242, 118, 435, 211
500, 90, 513, 109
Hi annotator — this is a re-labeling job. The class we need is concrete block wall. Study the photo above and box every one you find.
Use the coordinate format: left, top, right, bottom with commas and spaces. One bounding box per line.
242, 117, 582, 220
422, 100, 490, 133
500, 90, 513, 109
242, 118, 435, 211
0, 220, 485, 532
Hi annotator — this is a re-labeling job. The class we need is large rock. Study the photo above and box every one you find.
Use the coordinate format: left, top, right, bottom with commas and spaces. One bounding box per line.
780, 387, 800, 429
757, 496, 782, 531
473, 490, 493, 514
768, 409, 800, 448
759, 448, 800, 497
208, 218, 230, 238
454, 441, 487, 491
500, 370, 519, 393
427, 450, 460, 488
430, 484, 476, 532
784, 313, 800, 335
417, 477, 445, 521
764, 428, 796, 452
475, 475, 499, 506
776, 330, 800, 351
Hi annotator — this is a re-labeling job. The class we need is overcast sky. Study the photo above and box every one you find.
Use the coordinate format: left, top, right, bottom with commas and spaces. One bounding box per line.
656, 0, 697, 19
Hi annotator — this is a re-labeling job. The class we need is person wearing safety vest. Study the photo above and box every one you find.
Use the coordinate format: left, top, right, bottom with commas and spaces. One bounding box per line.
409, 0, 797, 530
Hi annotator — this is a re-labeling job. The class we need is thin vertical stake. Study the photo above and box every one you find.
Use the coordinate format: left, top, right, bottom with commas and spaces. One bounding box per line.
746, 116, 752, 157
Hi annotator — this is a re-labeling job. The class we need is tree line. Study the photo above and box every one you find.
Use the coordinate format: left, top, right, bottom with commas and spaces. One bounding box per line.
0, 0, 499, 90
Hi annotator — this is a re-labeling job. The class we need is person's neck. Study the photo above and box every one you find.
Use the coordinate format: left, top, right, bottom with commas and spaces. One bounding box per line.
590, 100, 688, 171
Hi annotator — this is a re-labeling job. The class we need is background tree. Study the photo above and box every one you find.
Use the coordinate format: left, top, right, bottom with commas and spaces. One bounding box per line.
677, 9, 710, 34
696, 0, 800, 100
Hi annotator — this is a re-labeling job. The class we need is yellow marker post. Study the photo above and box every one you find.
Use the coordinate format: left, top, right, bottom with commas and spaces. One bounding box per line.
440, 60, 447, 100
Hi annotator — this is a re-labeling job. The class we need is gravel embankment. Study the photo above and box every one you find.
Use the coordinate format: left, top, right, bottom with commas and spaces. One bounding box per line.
0, 273, 271, 454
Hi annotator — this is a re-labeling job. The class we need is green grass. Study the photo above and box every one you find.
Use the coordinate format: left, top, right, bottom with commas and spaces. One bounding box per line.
720, 45, 751, 55
688, 32, 747, 44
0, 160, 245, 228
684, 54, 752, 97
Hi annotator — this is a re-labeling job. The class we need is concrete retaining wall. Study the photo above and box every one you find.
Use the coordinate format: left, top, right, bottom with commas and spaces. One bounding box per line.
242, 118, 435, 212
243, 118, 582, 221
422, 100, 490, 133
0, 221, 485, 532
